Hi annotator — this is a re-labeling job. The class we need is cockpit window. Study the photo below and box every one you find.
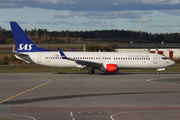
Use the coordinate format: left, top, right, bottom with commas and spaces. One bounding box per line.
162, 56, 169, 60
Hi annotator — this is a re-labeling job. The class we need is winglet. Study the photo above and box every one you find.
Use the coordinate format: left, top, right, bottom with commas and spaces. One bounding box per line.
72, 48, 76, 52
58, 48, 67, 59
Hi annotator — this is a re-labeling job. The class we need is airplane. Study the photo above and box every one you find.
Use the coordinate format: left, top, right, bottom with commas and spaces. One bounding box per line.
10, 21, 175, 74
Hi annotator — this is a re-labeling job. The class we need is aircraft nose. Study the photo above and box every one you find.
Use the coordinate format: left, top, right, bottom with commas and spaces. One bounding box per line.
169, 60, 175, 66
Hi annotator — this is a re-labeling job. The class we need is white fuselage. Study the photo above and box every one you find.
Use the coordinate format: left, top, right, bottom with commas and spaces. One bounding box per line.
18, 51, 175, 69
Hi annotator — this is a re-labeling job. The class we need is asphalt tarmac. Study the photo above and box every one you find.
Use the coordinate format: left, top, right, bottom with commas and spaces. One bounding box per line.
0, 72, 180, 120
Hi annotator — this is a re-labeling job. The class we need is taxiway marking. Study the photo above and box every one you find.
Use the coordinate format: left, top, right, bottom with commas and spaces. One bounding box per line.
0, 79, 53, 104
110, 111, 144, 120
70, 112, 75, 120
70, 112, 73, 117
0, 113, 36, 120
146, 78, 164, 83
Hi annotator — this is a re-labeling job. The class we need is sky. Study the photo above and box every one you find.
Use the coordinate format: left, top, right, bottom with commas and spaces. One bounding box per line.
0, 0, 180, 34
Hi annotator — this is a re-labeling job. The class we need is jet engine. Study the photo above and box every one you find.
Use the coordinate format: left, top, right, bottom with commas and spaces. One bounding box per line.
100, 63, 118, 72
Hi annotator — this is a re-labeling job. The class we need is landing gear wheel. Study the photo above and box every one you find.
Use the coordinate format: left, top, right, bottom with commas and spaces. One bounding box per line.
92, 69, 95, 74
88, 70, 92, 75
88, 68, 95, 75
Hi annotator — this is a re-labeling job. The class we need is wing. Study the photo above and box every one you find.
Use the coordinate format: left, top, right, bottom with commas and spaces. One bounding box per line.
58, 48, 100, 69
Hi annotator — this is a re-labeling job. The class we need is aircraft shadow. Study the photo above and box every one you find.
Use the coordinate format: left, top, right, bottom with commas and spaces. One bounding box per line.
55, 72, 135, 75
55, 72, 179, 75
2, 91, 176, 105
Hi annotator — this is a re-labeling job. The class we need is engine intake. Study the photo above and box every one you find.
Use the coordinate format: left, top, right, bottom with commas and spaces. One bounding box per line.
100, 63, 118, 72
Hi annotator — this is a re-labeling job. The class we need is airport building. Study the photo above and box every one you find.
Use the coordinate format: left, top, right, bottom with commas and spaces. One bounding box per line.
115, 43, 180, 58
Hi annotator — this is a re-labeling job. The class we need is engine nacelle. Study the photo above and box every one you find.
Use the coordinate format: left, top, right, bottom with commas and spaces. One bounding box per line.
100, 63, 118, 72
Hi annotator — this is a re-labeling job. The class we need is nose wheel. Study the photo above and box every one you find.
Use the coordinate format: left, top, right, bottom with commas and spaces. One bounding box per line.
88, 68, 95, 75
156, 71, 159, 74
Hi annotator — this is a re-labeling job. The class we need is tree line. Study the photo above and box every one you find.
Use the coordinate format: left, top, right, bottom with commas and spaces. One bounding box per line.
0, 55, 25, 65
0, 28, 180, 44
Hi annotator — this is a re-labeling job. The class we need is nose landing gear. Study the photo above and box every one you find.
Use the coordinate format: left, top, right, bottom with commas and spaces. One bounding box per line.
156, 71, 159, 74
156, 68, 165, 74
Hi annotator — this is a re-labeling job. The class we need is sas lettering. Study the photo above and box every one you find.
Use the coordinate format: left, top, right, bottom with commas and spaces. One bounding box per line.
18, 44, 33, 50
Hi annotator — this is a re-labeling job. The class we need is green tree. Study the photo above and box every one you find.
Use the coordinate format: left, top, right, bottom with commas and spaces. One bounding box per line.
0, 55, 9, 65
9, 54, 16, 62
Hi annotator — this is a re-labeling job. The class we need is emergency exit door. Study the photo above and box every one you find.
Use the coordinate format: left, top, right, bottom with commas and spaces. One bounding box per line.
153, 55, 157, 64
37, 54, 41, 64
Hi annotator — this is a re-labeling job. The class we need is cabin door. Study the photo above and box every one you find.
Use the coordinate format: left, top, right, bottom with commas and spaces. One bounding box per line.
37, 54, 41, 64
153, 55, 157, 64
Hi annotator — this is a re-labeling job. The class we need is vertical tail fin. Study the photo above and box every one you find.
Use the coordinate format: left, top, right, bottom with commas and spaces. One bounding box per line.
10, 21, 50, 52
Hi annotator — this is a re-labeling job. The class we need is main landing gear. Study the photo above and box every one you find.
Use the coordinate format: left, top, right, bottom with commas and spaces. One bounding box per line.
88, 68, 95, 75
